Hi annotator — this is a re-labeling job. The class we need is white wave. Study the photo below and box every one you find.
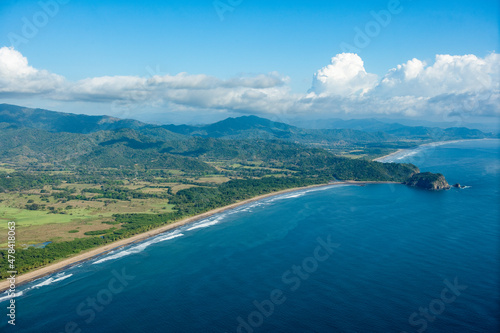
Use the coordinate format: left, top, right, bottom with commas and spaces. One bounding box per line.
93, 232, 183, 265
179, 186, 339, 235
377, 150, 421, 163
396, 151, 418, 160
267, 186, 337, 203
231, 201, 265, 213
0, 291, 23, 303
281, 193, 305, 199
267, 192, 306, 203
187, 216, 225, 231
0, 273, 74, 303
307, 186, 334, 192
243, 202, 264, 209
32, 273, 73, 289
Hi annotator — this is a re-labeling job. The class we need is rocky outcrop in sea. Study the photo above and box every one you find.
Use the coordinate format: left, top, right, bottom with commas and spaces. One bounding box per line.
403, 172, 451, 190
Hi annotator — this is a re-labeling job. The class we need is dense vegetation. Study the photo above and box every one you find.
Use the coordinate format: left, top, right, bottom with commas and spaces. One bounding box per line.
0, 172, 60, 192
403, 172, 451, 190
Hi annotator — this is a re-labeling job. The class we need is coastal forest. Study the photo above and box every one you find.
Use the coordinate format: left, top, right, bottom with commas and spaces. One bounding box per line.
0, 104, 494, 278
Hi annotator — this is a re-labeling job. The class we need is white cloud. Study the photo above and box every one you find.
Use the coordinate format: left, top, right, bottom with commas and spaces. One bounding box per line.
58, 71, 291, 112
307, 52, 499, 118
375, 53, 499, 98
310, 53, 378, 96
0, 47, 64, 95
0, 46, 498, 119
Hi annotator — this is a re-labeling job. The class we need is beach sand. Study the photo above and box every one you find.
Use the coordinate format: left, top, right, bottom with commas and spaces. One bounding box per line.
373, 149, 405, 162
0, 180, 393, 292
372, 139, 494, 162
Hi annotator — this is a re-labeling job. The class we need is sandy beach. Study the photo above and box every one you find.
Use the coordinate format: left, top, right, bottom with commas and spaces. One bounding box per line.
373, 149, 405, 162
373, 139, 496, 162
0, 180, 391, 293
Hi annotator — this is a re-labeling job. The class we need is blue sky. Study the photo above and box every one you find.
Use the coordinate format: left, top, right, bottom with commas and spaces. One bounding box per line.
0, 0, 498, 125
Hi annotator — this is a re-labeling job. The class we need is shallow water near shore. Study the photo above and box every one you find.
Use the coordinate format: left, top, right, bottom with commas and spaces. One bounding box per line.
1, 139, 499, 332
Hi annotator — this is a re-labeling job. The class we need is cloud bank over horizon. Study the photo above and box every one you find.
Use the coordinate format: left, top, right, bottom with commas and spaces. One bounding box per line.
0, 47, 498, 121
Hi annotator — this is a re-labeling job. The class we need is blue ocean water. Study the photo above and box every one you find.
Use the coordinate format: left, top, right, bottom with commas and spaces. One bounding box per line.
1, 139, 499, 333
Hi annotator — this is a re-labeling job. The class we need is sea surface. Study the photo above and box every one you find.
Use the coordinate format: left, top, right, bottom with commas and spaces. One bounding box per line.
1, 139, 499, 333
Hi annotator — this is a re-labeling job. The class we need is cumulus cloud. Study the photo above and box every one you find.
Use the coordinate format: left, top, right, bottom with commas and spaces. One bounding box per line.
311, 53, 378, 96
0, 46, 498, 119
0, 47, 64, 95
308, 52, 499, 118
375, 53, 499, 97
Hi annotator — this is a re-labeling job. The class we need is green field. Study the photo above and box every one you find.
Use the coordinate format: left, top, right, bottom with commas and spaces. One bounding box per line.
0, 180, 180, 247
0, 206, 94, 227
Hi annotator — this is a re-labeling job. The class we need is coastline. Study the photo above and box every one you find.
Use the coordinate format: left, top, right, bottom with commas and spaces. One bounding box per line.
0, 180, 392, 293
373, 149, 405, 162
373, 138, 497, 162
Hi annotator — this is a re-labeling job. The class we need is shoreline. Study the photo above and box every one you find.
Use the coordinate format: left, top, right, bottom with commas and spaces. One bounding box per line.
0, 180, 393, 293
373, 149, 405, 162
373, 138, 497, 162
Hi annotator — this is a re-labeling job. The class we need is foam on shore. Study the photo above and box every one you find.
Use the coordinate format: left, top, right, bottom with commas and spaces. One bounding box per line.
93, 232, 184, 265
0, 272, 73, 303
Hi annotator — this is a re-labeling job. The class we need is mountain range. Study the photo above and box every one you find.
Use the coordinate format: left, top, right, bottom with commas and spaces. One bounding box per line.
0, 104, 494, 145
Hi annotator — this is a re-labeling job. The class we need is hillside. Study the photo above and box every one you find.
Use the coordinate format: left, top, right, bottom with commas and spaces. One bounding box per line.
0, 104, 149, 134
163, 115, 394, 144
1, 104, 493, 155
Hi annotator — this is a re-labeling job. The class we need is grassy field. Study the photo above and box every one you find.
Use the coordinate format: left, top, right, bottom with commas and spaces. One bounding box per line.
0, 179, 182, 247
0, 206, 95, 227
0, 161, 268, 247
194, 176, 231, 184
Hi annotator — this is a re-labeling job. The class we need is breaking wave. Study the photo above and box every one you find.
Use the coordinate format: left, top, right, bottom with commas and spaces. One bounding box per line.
93, 232, 184, 265
0, 273, 73, 303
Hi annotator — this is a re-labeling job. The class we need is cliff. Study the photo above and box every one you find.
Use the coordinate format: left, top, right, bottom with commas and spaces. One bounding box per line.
404, 172, 450, 190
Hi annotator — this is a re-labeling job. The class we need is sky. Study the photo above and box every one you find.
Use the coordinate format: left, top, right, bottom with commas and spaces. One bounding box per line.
0, 0, 498, 126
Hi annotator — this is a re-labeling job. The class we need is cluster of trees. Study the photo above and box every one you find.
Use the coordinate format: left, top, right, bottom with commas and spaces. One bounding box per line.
81, 186, 167, 200
291, 156, 419, 182
170, 177, 320, 215
0, 237, 107, 278
0, 172, 60, 192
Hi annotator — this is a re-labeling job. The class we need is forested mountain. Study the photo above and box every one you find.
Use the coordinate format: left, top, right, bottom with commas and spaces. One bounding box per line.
1, 104, 493, 147
0, 104, 148, 133
0, 123, 418, 181
163, 115, 395, 143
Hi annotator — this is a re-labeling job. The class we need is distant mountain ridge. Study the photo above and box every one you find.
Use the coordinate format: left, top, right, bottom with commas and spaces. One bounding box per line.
0, 104, 494, 144
0, 104, 148, 134
163, 115, 392, 143
290, 117, 493, 140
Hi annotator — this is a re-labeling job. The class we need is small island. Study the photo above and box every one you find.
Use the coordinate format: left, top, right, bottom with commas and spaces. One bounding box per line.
404, 172, 451, 190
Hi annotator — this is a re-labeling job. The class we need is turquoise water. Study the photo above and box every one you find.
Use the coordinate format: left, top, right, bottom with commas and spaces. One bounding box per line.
1, 139, 499, 332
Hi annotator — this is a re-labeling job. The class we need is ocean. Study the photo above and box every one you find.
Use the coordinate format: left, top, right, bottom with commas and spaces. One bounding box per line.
1, 139, 499, 333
